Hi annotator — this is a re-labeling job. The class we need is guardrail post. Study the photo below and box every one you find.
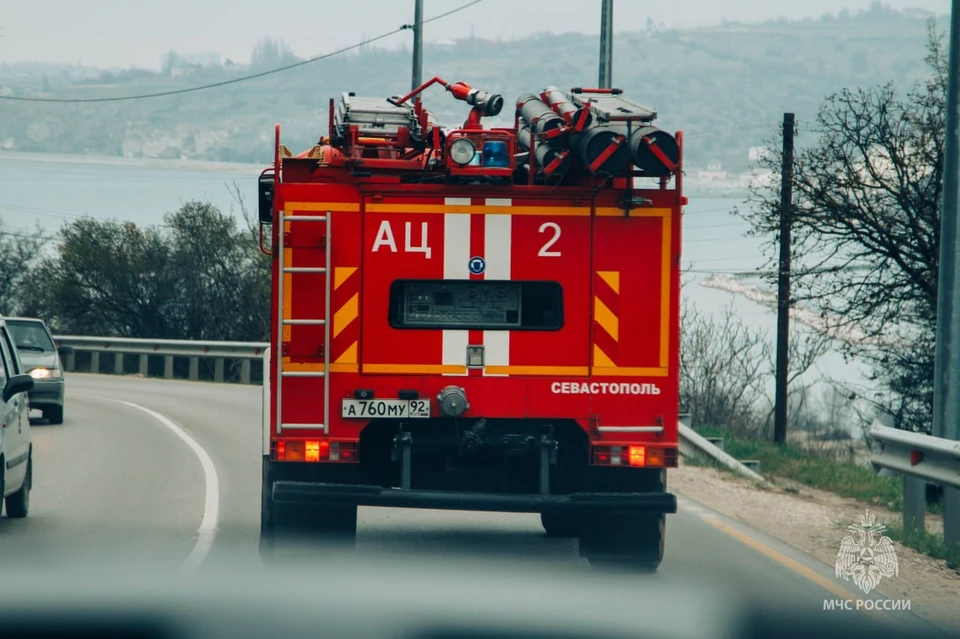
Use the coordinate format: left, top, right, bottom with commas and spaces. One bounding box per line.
139, 354, 148, 376
214, 358, 224, 383
946, 488, 960, 545
113, 353, 123, 375
903, 475, 926, 535
164, 356, 174, 379
66, 351, 76, 372
91, 352, 100, 374
189, 357, 199, 381
241, 359, 251, 385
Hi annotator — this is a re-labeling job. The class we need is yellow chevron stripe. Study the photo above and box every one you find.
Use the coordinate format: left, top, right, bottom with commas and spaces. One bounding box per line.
597, 270, 620, 295
333, 293, 359, 338
334, 266, 357, 290
593, 345, 616, 368
594, 296, 619, 342
334, 341, 358, 365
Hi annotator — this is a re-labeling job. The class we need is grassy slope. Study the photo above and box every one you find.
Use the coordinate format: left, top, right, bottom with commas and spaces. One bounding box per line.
691, 426, 960, 570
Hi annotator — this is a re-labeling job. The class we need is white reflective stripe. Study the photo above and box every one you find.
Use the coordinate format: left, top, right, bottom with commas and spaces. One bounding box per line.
262, 347, 271, 455
442, 208, 470, 375
483, 204, 511, 375
443, 211, 471, 279
485, 198, 512, 207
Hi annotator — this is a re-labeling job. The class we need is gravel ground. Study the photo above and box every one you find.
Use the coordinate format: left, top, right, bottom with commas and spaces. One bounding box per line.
671, 461, 960, 632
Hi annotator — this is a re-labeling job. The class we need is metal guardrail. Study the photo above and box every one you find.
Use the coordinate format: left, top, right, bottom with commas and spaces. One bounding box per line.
869, 422, 960, 544
677, 419, 767, 483
869, 423, 960, 490
54, 335, 269, 384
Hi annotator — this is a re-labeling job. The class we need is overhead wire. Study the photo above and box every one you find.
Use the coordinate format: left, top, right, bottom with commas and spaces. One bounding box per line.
0, 0, 484, 104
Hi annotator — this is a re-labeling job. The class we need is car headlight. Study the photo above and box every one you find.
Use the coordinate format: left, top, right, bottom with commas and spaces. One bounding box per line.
30, 367, 61, 379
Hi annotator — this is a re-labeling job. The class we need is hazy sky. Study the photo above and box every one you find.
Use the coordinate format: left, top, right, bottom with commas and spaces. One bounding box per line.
0, 0, 950, 69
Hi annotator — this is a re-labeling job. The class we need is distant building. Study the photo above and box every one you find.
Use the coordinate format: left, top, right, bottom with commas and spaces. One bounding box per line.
180, 52, 222, 68
696, 161, 727, 180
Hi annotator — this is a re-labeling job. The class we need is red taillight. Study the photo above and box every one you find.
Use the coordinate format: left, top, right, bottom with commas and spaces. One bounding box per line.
305, 440, 329, 462
593, 444, 677, 467
273, 439, 357, 463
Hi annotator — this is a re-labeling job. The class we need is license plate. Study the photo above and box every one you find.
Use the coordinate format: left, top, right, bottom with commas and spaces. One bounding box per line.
341, 398, 431, 419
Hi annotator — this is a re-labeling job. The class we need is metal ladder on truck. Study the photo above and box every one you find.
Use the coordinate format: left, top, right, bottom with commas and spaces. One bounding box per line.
275, 208, 332, 436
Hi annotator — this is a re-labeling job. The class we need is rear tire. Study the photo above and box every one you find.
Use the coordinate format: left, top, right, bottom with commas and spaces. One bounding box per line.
259, 459, 358, 563
540, 512, 579, 537
5, 454, 31, 519
580, 512, 665, 572
45, 406, 63, 425
259, 477, 276, 559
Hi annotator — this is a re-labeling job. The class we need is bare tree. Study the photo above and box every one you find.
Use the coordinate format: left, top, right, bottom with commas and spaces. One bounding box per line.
755, 330, 831, 439
738, 20, 947, 432
680, 301, 770, 434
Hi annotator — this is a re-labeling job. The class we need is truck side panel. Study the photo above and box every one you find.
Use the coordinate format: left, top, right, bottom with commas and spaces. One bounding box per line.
587, 202, 680, 438
272, 185, 361, 433
358, 197, 592, 377
507, 207, 592, 376
360, 198, 447, 375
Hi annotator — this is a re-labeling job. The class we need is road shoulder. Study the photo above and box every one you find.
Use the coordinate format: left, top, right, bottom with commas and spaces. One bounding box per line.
671, 462, 960, 632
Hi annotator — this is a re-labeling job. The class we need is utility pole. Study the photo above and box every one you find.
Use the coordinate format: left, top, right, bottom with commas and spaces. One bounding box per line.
932, 0, 960, 545
598, 0, 613, 89
773, 113, 795, 447
411, 0, 424, 91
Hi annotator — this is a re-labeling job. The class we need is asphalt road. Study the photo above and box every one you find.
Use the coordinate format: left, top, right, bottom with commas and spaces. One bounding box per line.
0, 373, 946, 635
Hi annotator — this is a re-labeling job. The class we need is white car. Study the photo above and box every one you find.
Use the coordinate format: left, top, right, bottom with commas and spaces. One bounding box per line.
0, 314, 34, 518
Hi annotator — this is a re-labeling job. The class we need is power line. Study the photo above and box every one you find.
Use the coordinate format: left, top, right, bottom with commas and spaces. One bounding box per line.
0, 1, 484, 104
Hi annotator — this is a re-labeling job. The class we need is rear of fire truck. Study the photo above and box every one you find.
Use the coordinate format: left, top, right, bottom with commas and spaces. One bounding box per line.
257, 77, 684, 570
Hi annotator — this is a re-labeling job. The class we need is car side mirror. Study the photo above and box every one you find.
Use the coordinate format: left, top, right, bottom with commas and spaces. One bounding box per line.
58, 345, 75, 358
3, 374, 34, 402
258, 174, 275, 225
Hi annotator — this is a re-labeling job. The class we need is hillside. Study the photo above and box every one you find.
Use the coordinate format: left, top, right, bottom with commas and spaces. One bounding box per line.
0, 7, 943, 172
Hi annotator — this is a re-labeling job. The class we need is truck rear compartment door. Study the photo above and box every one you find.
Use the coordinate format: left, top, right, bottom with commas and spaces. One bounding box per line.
360, 196, 591, 377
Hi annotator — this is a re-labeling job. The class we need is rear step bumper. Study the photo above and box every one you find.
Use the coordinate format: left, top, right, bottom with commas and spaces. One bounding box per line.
272, 481, 677, 514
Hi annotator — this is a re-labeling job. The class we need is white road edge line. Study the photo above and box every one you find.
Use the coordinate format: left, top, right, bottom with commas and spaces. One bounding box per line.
87, 396, 220, 574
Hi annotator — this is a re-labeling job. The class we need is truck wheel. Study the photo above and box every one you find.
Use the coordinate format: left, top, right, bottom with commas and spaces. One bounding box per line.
259, 483, 276, 559
580, 513, 665, 572
45, 406, 64, 425
5, 454, 31, 519
540, 513, 579, 537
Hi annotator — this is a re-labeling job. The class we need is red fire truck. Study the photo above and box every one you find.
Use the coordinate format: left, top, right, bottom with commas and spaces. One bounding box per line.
257, 77, 684, 570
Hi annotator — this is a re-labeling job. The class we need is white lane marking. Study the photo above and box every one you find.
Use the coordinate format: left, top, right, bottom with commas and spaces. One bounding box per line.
483, 204, 512, 375
442, 206, 471, 375
87, 396, 220, 573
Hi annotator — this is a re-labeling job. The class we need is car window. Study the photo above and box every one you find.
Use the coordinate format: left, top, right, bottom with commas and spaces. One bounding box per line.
0, 328, 12, 387
0, 327, 23, 376
7, 321, 56, 353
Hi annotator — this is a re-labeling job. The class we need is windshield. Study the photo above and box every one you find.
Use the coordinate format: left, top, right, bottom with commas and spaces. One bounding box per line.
7, 321, 56, 352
